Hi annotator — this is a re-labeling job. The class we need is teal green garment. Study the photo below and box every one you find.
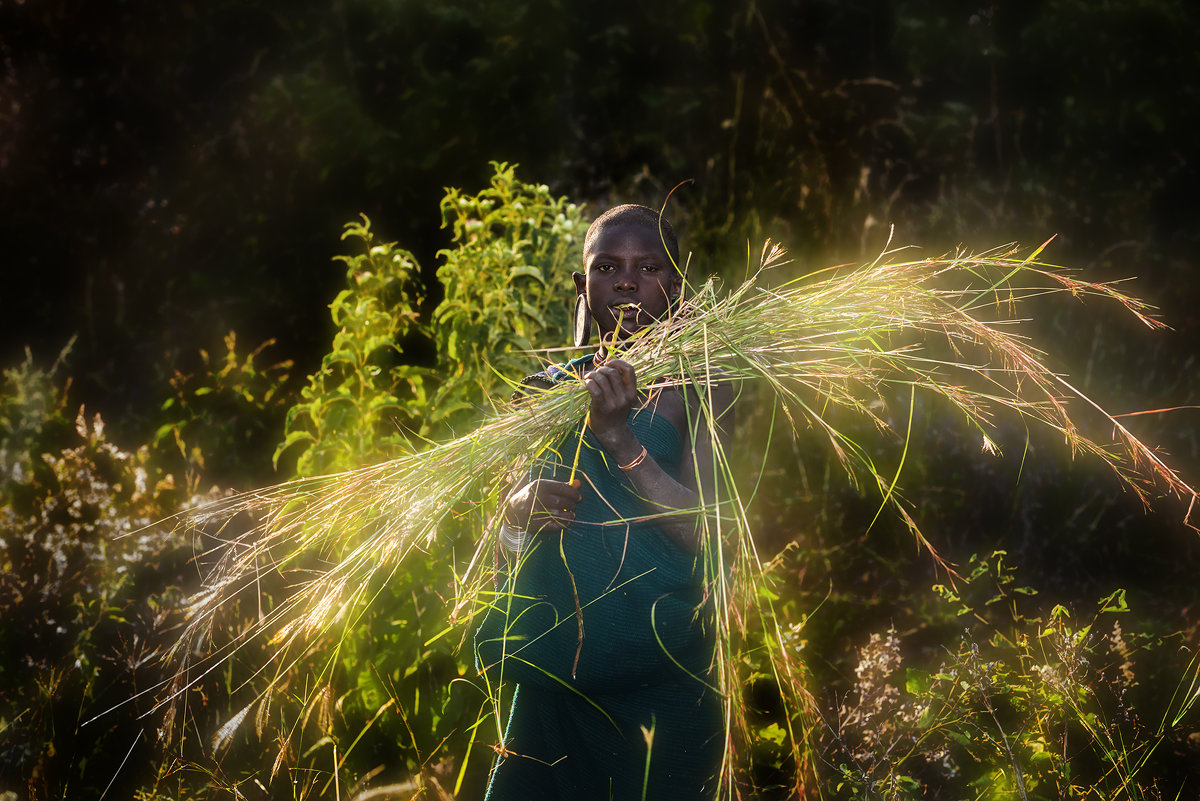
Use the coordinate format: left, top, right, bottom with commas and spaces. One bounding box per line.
475, 400, 722, 800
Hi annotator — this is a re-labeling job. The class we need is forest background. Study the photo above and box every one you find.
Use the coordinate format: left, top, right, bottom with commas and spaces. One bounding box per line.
2, 0, 1199, 799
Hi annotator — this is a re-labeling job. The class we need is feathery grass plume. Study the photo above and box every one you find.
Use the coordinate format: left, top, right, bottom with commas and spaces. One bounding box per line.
162, 239, 1195, 796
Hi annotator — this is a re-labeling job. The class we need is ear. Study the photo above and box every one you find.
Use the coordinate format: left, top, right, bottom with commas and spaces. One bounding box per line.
670, 272, 683, 301
572, 271, 586, 296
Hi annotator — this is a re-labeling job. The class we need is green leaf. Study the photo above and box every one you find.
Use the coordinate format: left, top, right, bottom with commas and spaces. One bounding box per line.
906, 667, 931, 695
273, 430, 315, 468
520, 302, 547, 326
362, 335, 400, 357
757, 723, 786, 745
948, 730, 973, 749
152, 423, 177, 445
1099, 588, 1129, 614
508, 264, 547, 284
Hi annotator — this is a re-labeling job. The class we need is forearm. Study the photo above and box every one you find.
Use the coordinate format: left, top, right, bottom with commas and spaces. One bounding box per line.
594, 424, 704, 554
582, 359, 731, 554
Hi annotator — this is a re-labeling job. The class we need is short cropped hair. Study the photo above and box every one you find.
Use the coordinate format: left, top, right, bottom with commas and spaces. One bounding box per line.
583, 204, 681, 271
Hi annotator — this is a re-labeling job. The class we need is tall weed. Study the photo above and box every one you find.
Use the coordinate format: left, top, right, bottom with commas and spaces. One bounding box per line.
170, 163, 583, 798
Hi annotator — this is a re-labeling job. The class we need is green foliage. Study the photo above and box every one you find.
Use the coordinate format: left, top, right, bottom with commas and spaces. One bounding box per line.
8, 0, 1199, 443
1, 343, 77, 510
275, 216, 429, 475
1, 390, 188, 800
1, 331, 298, 800
172, 163, 584, 798
155, 331, 295, 489
741, 378, 1199, 800
430, 163, 582, 435
0, 163, 582, 799
813, 553, 1199, 800
279, 162, 580, 474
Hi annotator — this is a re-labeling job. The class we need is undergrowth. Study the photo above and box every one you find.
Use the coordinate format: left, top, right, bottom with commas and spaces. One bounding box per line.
2, 164, 1197, 801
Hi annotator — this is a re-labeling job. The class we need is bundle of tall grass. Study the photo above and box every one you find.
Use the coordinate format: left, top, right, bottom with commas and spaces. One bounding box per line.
159, 239, 1196, 796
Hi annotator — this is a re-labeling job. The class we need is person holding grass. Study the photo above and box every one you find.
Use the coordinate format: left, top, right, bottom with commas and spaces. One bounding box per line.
476, 204, 734, 800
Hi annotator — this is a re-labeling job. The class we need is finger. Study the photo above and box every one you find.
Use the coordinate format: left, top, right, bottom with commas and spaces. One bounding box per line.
585, 371, 618, 405
532, 492, 553, 512
600, 367, 634, 404
534, 480, 582, 505
548, 488, 582, 507
586, 366, 617, 390
608, 360, 637, 392
595, 363, 636, 404
543, 516, 572, 532
531, 510, 574, 531
533, 490, 571, 514
505, 486, 537, 527
534, 478, 579, 494
604, 372, 628, 402
583, 372, 607, 401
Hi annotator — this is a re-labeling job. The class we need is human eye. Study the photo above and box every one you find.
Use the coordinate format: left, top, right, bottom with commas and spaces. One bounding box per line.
594, 262, 616, 273
639, 262, 661, 272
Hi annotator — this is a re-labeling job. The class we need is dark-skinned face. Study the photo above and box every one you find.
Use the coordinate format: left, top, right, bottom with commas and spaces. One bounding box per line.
573, 222, 682, 342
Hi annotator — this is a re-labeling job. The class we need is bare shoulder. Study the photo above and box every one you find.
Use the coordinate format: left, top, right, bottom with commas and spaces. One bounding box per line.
643, 375, 737, 438
642, 385, 689, 433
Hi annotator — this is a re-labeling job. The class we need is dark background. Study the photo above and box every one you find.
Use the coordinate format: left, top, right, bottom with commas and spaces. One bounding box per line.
4, 0, 1197, 443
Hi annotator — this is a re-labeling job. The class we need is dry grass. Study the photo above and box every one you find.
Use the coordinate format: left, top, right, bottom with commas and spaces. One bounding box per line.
159, 238, 1196, 796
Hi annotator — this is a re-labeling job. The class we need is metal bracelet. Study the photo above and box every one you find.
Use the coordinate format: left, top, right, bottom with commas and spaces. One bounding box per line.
499, 521, 526, 552
617, 445, 649, 471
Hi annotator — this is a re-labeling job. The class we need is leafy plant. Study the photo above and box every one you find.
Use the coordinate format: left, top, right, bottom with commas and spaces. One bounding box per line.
1, 341, 78, 509
276, 161, 582, 475
1, 396, 187, 800
0, 328, 301, 800
429, 162, 582, 436
168, 232, 1197, 798
821, 553, 1200, 800
163, 163, 584, 798
155, 331, 295, 489
274, 215, 429, 476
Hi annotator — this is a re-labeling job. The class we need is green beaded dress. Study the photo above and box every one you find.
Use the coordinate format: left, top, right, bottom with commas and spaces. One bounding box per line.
475, 357, 722, 801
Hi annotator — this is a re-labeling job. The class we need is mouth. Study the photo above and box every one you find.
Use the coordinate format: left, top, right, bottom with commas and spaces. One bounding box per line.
609, 303, 645, 328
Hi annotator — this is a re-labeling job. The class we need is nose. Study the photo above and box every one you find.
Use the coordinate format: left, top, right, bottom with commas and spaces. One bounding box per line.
613, 268, 637, 291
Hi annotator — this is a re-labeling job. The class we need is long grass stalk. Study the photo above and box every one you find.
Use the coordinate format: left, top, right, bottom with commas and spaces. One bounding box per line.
161, 240, 1196, 795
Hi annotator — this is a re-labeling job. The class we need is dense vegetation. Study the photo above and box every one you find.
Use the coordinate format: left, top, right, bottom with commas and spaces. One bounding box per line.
2, 1, 1198, 799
